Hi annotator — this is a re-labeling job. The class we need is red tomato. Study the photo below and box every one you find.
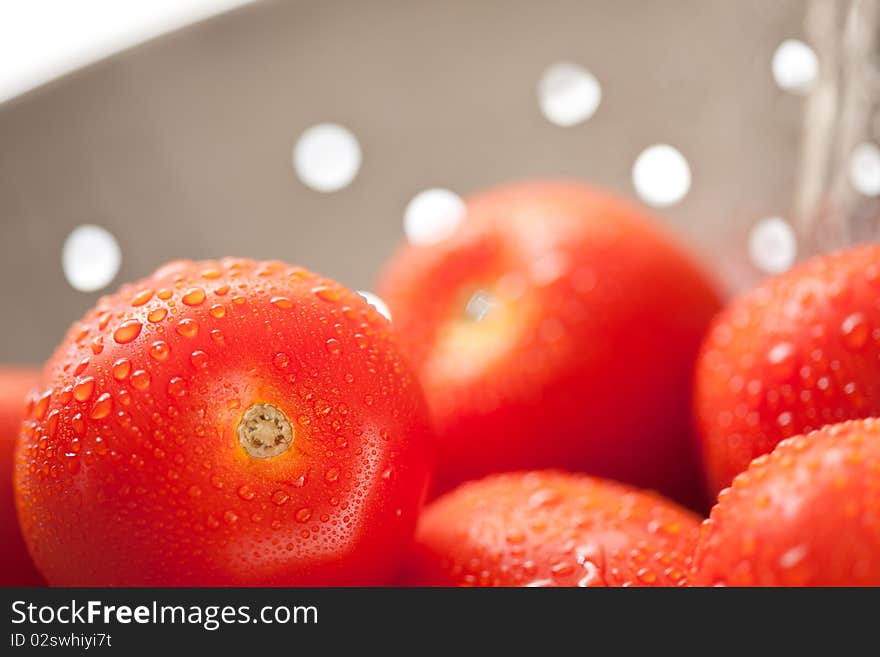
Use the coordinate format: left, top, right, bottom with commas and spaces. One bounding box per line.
15, 259, 433, 585
0, 367, 44, 586
379, 181, 721, 507
405, 470, 701, 587
693, 418, 880, 586
694, 244, 880, 496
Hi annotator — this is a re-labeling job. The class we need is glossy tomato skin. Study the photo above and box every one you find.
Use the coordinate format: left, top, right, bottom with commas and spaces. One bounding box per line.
405, 471, 701, 587
379, 181, 721, 507
693, 418, 880, 586
15, 259, 433, 586
695, 244, 880, 496
0, 368, 44, 586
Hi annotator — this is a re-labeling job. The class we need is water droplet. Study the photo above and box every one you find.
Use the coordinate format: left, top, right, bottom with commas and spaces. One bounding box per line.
325, 467, 339, 483
90, 336, 104, 355
766, 341, 797, 379
167, 377, 186, 397
131, 289, 155, 307
71, 413, 85, 435
270, 296, 293, 309
190, 350, 209, 370
147, 307, 168, 323
33, 391, 51, 420
174, 318, 198, 338
73, 357, 90, 376
551, 562, 575, 578
157, 289, 173, 300
209, 304, 226, 318
130, 370, 151, 391
779, 544, 809, 569
223, 510, 239, 525
182, 287, 206, 306
273, 353, 290, 370
271, 490, 290, 506
89, 392, 113, 420
313, 286, 342, 302
150, 341, 170, 361
325, 338, 341, 355
72, 377, 95, 402
201, 267, 221, 279
841, 312, 869, 351
237, 485, 256, 501
46, 409, 60, 436
636, 568, 657, 584
295, 507, 312, 523
357, 291, 392, 321
113, 320, 143, 344
210, 329, 224, 344
577, 561, 600, 587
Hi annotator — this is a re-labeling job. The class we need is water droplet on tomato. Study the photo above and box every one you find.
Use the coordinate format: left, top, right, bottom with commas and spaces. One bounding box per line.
112, 358, 131, 380
270, 296, 293, 309
89, 393, 113, 420
325, 338, 341, 356
167, 377, 186, 397
148, 307, 168, 323
182, 287, 206, 306
73, 377, 95, 402
190, 350, 209, 370
131, 289, 155, 307
273, 353, 290, 370
73, 357, 90, 377
271, 490, 290, 506
209, 304, 226, 318
150, 341, 170, 361
176, 318, 199, 338
130, 370, 151, 391
313, 286, 341, 302
237, 485, 256, 501
113, 320, 143, 344
841, 312, 869, 351
295, 507, 312, 523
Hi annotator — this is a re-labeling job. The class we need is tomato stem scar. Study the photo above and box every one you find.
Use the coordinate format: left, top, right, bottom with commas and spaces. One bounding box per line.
237, 402, 293, 459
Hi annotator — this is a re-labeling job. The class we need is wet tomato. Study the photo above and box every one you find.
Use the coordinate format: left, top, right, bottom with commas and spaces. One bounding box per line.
694, 244, 880, 495
379, 181, 721, 507
15, 259, 433, 585
0, 367, 43, 586
693, 418, 880, 586
405, 470, 700, 587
